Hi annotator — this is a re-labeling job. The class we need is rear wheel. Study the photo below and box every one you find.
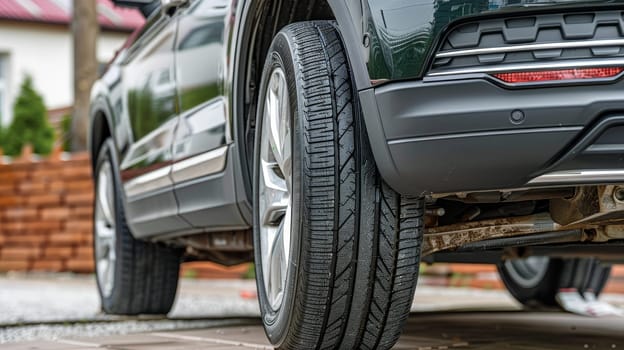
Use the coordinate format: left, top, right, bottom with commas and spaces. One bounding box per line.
252, 21, 425, 350
498, 257, 611, 307
94, 139, 181, 315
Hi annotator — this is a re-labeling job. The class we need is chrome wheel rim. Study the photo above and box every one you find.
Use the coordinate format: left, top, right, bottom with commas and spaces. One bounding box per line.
95, 162, 117, 298
258, 67, 292, 311
504, 256, 550, 289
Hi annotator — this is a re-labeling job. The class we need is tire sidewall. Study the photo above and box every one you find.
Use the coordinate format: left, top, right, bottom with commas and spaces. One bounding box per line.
253, 32, 303, 346
93, 139, 125, 312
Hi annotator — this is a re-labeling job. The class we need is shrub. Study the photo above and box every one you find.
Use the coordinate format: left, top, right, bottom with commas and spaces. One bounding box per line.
242, 263, 256, 279
1, 76, 55, 156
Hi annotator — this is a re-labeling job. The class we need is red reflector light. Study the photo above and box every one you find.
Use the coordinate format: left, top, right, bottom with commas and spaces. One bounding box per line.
492, 67, 624, 83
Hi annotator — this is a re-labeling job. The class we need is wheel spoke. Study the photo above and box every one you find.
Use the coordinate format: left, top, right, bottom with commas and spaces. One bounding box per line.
97, 169, 114, 226
268, 82, 283, 165
95, 225, 113, 259
261, 160, 287, 193
98, 259, 109, 282
278, 83, 292, 189
262, 196, 288, 226
264, 70, 292, 185
262, 226, 278, 301
267, 221, 286, 305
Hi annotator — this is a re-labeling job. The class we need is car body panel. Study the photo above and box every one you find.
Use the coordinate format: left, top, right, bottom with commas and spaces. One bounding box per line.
91, 0, 253, 239
120, 13, 178, 173
350, 0, 624, 195
170, 0, 249, 230
117, 11, 194, 236
173, 0, 228, 174
172, 0, 229, 183
363, 0, 624, 83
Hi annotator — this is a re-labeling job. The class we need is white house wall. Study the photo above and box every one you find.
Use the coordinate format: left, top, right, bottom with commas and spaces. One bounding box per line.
0, 22, 130, 126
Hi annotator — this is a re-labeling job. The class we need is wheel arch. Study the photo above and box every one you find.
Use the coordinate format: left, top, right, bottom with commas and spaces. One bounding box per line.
89, 97, 114, 173
233, 0, 370, 200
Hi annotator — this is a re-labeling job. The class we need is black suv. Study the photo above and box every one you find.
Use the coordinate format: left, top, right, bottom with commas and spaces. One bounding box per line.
90, 0, 623, 348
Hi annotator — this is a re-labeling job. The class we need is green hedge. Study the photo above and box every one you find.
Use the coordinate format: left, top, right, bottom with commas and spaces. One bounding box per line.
1, 76, 55, 156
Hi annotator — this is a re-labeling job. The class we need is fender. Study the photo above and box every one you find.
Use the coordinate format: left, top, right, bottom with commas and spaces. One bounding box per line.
327, 0, 371, 91
230, 0, 377, 203
89, 80, 116, 170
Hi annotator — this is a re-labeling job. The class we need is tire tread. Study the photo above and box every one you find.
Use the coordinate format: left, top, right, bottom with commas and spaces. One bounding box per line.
264, 22, 425, 350
95, 140, 180, 316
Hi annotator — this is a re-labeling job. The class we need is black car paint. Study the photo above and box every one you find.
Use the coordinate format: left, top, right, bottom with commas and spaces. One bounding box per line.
356, 1, 624, 195
92, 0, 247, 239
363, 0, 624, 82
91, 0, 624, 239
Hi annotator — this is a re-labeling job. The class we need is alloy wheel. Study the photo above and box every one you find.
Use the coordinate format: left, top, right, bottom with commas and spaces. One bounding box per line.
258, 67, 293, 311
95, 162, 117, 298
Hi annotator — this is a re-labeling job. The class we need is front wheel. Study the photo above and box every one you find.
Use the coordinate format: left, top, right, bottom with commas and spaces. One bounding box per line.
252, 22, 425, 350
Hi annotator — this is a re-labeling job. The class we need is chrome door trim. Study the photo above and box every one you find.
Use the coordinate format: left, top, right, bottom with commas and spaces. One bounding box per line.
124, 165, 173, 198
171, 145, 228, 183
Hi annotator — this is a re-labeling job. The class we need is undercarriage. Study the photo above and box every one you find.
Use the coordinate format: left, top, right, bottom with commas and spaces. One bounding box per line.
424, 185, 624, 264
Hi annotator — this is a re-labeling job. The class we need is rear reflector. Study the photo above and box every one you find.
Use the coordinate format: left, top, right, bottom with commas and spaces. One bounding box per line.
492, 67, 624, 83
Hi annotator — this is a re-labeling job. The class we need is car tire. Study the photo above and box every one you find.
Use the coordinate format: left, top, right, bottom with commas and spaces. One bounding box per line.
252, 21, 425, 350
94, 138, 181, 315
498, 257, 611, 307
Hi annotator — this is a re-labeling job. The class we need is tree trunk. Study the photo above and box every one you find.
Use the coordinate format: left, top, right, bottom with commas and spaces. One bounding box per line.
71, 0, 99, 152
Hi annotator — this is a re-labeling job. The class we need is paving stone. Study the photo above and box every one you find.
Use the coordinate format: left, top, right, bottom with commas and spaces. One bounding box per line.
150, 330, 272, 349
59, 333, 174, 347
168, 327, 271, 346
0, 340, 89, 349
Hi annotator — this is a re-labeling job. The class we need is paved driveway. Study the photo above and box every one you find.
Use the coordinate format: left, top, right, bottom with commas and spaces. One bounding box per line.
1, 275, 623, 349
5, 311, 624, 350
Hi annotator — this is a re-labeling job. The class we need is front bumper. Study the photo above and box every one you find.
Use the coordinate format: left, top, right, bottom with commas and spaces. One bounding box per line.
361, 78, 624, 195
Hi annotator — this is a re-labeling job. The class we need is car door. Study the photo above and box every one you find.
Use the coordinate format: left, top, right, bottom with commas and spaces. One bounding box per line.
118, 10, 192, 237
170, 0, 246, 229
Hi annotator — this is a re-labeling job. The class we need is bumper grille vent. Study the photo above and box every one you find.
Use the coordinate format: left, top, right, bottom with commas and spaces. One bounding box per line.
429, 11, 624, 77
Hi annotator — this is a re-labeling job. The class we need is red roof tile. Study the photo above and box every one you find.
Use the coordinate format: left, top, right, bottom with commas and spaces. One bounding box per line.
0, 0, 144, 32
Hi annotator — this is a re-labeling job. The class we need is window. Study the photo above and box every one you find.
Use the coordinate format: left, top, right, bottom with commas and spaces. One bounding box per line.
178, 23, 224, 51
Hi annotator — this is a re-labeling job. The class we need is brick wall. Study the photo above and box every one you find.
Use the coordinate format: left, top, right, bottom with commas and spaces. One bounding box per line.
0, 150, 95, 272
0, 149, 250, 279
